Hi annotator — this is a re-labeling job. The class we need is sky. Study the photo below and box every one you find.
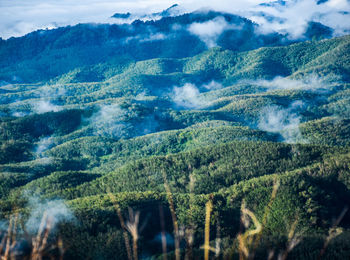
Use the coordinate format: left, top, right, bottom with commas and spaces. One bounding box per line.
0, 0, 350, 39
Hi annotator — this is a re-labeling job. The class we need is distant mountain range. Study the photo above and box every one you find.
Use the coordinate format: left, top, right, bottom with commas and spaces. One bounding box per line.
0, 7, 336, 83
111, 4, 182, 20
1, 5, 350, 260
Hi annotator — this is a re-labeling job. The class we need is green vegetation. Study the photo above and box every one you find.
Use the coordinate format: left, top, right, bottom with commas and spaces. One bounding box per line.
0, 15, 349, 259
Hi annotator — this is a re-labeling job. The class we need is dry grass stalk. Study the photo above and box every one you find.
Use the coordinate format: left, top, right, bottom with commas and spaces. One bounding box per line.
0, 212, 64, 260
31, 213, 54, 260
203, 198, 214, 260
317, 206, 349, 260
3, 217, 14, 260
108, 193, 133, 260
238, 201, 262, 260
0, 215, 20, 260
58, 237, 65, 260
184, 227, 195, 260
184, 174, 196, 260
267, 250, 275, 260
125, 208, 141, 260
250, 179, 280, 258
162, 171, 180, 260
215, 221, 221, 258
158, 205, 168, 260
278, 218, 301, 260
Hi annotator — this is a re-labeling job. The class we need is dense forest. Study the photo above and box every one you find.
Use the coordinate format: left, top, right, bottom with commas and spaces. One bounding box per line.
0, 5, 350, 260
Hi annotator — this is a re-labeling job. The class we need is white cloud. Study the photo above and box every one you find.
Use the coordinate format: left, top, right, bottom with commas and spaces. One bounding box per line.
258, 101, 306, 143
33, 100, 61, 114
25, 196, 75, 234
0, 0, 349, 39
89, 104, 129, 138
35, 136, 54, 156
0, 0, 179, 39
140, 33, 167, 42
125, 32, 168, 43
250, 0, 350, 38
202, 80, 223, 90
188, 16, 240, 47
249, 75, 334, 92
172, 83, 203, 109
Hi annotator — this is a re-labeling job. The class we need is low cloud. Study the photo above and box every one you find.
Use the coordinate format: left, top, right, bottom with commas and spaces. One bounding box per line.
125, 32, 168, 44
33, 100, 61, 114
250, 0, 350, 39
7, 84, 66, 116
171, 83, 203, 109
188, 16, 240, 48
258, 101, 306, 143
202, 80, 223, 90
0, 0, 181, 39
140, 33, 167, 42
89, 104, 129, 138
249, 75, 335, 92
171, 81, 223, 109
24, 195, 75, 234
35, 136, 55, 157
1, 1, 349, 41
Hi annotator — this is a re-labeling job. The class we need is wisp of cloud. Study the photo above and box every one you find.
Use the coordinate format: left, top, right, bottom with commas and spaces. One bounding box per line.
258, 101, 306, 144
172, 83, 203, 109
25, 195, 75, 234
188, 16, 237, 48
33, 100, 61, 114
89, 103, 129, 138
248, 74, 337, 93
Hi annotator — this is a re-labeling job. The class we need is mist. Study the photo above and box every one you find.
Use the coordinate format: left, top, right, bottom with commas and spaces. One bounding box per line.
258, 101, 306, 144
202, 80, 223, 91
31, 85, 66, 114
248, 74, 338, 92
250, 0, 350, 39
25, 195, 75, 234
89, 104, 129, 138
1, 0, 349, 40
171, 81, 224, 109
188, 16, 240, 48
35, 136, 55, 157
33, 100, 61, 114
172, 83, 202, 109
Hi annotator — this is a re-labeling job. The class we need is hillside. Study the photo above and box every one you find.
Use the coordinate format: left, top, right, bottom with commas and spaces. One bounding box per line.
0, 7, 350, 260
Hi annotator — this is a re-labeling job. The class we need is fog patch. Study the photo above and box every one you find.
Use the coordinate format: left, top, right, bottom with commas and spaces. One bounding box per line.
24, 195, 75, 235
171, 81, 223, 109
8, 100, 31, 117
202, 80, 223, 90
188, 16, 241, 48
250, 0, 350, 39
31, 85, 66, 114
1, 1, 350, 40
171, 83, 203, 109
140, 33, 167, 42
35, 137, 55, 157
248, 75, 335, 92
12, 111, 28, 117
89, 104, 129, 138
124, 32, 169, 44
258, 101, 306, 144
32, 100, 61, 114
135, 91, 148, 101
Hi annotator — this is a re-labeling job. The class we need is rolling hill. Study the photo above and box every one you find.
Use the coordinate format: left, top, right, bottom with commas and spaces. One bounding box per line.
0, 7, 350, 260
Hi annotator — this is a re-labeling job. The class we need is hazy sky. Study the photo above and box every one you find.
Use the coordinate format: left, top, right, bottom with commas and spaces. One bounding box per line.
0, 0, 349, 39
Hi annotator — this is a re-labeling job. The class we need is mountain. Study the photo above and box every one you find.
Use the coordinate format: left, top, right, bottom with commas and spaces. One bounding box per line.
0, 7, 350, 260
0, 10, 311, 83
112, 4, 181, 20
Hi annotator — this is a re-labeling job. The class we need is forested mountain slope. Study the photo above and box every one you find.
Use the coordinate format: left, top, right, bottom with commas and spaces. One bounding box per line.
0, 8, 350, 260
